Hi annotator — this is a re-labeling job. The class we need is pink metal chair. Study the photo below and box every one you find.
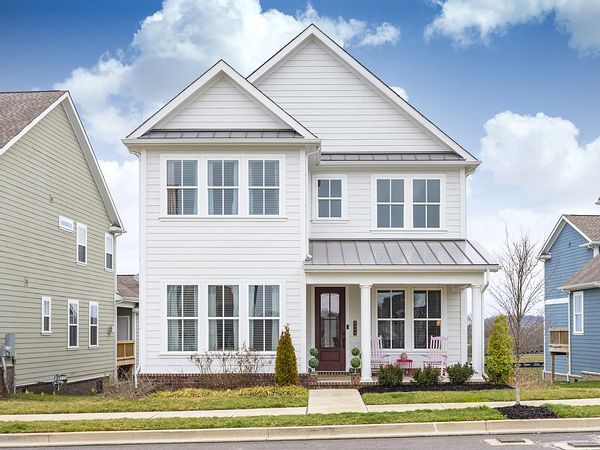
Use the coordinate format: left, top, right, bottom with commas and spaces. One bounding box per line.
421, 336, 448, 375
371, 336, 391, 370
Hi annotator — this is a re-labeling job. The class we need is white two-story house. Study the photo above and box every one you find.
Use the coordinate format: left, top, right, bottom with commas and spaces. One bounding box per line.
124, 25, 497, 382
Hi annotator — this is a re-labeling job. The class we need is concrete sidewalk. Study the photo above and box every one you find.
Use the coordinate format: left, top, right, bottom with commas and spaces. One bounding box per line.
1, 396, 600, 422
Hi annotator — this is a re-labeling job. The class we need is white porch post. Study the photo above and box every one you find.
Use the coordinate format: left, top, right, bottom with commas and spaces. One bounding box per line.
471, 284, 485, 380
360, 284, 372, 381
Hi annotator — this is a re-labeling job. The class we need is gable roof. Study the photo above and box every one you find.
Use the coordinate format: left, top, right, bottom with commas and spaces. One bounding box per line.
540, 214, 600, 257
125, 60, 317, 142
117, 274, 139, 300
561, 254, 600, 291
0, 90, 123, 231
248, 24, 478, 165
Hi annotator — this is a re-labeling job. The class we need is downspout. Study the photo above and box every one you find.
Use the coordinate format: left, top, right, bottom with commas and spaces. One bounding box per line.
305, 144, 321, 261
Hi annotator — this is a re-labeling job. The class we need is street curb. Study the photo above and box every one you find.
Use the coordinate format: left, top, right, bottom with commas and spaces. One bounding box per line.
1, 417, 600, 447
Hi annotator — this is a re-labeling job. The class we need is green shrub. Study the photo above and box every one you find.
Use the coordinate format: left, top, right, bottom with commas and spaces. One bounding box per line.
308, 357, 319, 370
350, 357, 361, 369
377, 364, 404, 386
486, 315, 514, 385
446, 363, 474, 385
274, 325, 299, 386
351, 347, 361, 357
412, 366, 440, 385
309, 348, 318, 357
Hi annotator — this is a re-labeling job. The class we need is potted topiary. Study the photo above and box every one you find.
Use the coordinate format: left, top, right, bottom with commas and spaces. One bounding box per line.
350, 347, 361, 385
308, 347, 320, 384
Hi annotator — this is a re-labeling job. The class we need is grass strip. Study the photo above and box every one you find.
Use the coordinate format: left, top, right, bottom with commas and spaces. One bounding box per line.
545, 404, 600, 418
0, 407, 502, 433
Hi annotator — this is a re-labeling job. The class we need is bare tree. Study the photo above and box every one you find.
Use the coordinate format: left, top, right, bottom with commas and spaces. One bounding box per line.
490, 232, 544, 404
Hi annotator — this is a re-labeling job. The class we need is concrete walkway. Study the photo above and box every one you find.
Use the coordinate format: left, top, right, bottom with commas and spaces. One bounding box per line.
1, 395, 600, 422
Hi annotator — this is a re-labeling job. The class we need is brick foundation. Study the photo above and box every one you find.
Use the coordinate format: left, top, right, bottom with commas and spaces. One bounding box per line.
0, 364, 15, 394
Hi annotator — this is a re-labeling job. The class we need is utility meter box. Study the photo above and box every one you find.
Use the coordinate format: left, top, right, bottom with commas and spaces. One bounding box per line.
4, 333, 16, 358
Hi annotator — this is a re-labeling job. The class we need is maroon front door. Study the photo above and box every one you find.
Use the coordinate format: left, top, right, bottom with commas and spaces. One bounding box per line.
315, 287, 345, 371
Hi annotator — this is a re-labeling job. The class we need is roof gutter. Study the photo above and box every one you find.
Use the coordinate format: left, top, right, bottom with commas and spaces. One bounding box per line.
122, 138, 321, 146
303, 264, 499, 273
560, 281, 600, 291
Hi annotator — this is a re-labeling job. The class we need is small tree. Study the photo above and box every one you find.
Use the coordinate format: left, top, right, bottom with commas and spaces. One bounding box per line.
490, 232, 543, 404
274, 325, 299, 386
486, 315, 514, 385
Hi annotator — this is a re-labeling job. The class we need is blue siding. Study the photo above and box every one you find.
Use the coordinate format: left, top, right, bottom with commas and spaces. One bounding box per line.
544, 302, 569, 374
545, 223, 593, 299
570, 288, 600, 376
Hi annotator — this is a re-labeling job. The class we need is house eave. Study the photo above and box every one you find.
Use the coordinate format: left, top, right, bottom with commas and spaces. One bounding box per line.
122, 138, 321, 146
318, 160, 480, 169
560, 282, 600, 291
303, 264, 499, 273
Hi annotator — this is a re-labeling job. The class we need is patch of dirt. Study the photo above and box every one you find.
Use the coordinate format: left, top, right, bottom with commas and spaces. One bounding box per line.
359, 383, 512, 393
497, 404, 558, 419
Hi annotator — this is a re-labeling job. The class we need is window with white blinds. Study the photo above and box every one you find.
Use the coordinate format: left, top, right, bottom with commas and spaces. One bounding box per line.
167, 285, 198, 352
208, 285, 239, 351
68, 299, 79, 348
41, 296, 51, 334
76, 223, 87, 264
89, 302, 99, 347
248, 160, 279, 215
208, 160, 238, 215
249, 285, 280, 352
167, 160, 198, 215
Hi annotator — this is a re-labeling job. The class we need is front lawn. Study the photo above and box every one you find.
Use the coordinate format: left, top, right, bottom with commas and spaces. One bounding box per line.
0, 386, 308, 415
362, 381, 600, 405
547, 404, 600, 418
0, 406, 502, 433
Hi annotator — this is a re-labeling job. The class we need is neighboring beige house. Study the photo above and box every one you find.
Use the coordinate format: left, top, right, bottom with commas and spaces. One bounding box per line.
116, 274, 139, 380
0, 91, 124, 393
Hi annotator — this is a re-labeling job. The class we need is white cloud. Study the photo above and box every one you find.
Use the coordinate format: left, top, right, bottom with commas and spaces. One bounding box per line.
391, 86, 409, 100
359, 22, 401, 46
425, 0, 600, 54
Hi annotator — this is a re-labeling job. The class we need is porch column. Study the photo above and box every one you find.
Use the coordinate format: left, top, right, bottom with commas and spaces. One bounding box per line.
360, 284, 372, 381
471, 285, 485, 380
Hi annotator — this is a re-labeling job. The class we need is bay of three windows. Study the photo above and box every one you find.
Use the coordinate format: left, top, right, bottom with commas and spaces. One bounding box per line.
166, 284, 280, 353
166, 159, 280, 216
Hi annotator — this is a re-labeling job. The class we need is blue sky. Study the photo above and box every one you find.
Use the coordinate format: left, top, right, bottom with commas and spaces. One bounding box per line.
2, 0, 599, 284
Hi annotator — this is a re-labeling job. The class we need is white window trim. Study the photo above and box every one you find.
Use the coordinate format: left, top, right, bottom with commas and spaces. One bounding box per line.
375, 289, 407, 350
117, 315, 132, 341
159, 154, 286, 219
164, 158, 200, 216
89, 301, 99, 348
207, 283, 241, 352
67, 299, 79, 349
248, 159, 282, 217
41, 296, 52, 335
207, 159, 240, 217
58, 216, 74, 232
573, 291, 584, 335
105, 233, 114, 271
312, 173, 348, 222
248, 283, 282, 354
76, 223, 87, 265
412, 289, 444, 350
165, 284, 200, 353
371, 175, 406, 230
412, 177, 444, 230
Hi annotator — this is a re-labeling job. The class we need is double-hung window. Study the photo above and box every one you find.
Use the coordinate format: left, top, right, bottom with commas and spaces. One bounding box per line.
41, 296, 51, 334
208, 285, 239, 351
89, 302, 99, 347
317, 178, 342, 218
68, 299, 79, 348
573, 291, 584, 334
249, 285, 280, 351
76, 223, 87, 264
413, 179, 441, 228
167, 285, 198, 351
376, 290, 405, 349
105, 233, 114, 271
167, 160, 198, 215
376, 179, 404, 228
249, 160, 279, 215
413, 290, 442, 349
208, 160, 238, 215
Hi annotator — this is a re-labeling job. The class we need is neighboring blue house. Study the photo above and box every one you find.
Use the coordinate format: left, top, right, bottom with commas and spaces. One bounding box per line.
540, 215, 600, 380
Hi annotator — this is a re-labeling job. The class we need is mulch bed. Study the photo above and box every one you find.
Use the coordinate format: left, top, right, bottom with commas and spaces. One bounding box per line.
497, 405, 558, 419
359, 383, 512, 394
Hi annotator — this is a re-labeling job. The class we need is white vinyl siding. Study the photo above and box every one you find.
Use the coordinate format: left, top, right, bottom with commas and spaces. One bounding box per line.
58, 216, 74, 232
167, 285, 198, 352
413, 179, 441, 229
573, 291, 584, 335
104, 233, 114, 271
208, 285, 239, 351
41, 296, 51, 334
413, 290, 442, 349
249, 285, 280, 352
68, 299, 79, 349
208, 160, 238, 215
76, 223, 87, 264
167, 160, 198, 215
249, 160, 280, 215
89, 301, 99, 347
376, 290, 405, 349
376, 179, 404, 229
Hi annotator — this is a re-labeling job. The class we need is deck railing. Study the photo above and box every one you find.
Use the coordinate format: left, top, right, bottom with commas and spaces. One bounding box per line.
117, 340, 135, 366
548, 328, 569, 354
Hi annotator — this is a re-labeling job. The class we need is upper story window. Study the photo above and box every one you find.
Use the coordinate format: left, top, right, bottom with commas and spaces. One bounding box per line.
376, 289, 405, 349
167, 285, 198, 352
573, 291, 584, 334
105, 233, 114, 271
249, 160, 279, 215
376, 179, 404, 228
58, 216, 74, 232
208, 160, 238, 215
76, 223, 87, 264
167, 160, 198, 215
317, 178, 343, 219
208, 285, 239, 351
68, 299, 79, 348
413, 179, 441, 229
41, 296, 51, 334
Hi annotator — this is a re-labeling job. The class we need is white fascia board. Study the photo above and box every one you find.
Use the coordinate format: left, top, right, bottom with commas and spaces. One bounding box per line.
318, 160, 480, 169
248, 24, 478, 163
0, 92, 68, 156
560, 282, 600, 291
122, 138, 321, 146
126, 60, 316, 140
545, 297, 569, 305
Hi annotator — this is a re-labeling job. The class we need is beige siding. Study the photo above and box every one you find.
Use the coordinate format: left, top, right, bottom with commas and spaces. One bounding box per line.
256, 39, 445, 153
0, 105, 116, 387
157, 75, 287, 130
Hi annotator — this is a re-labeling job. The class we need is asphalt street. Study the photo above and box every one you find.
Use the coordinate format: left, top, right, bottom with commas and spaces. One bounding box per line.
11, 432, 600, 450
